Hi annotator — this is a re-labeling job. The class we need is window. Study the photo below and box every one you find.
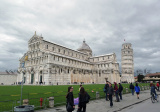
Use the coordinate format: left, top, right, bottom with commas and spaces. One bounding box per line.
99, 72, 101, 77
59, 49, 60, 52
128, 51, 130, 54
52, 47, 54, 51
46, 45, 48, 49
103, 57, 104, 60
64, 50, 65, 54
108, 56, 109, 59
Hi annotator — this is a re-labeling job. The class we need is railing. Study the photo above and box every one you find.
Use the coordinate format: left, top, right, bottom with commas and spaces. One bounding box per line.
0, 85, 150, 112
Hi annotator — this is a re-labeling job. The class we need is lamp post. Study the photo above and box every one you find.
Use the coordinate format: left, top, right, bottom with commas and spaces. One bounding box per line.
21, 67, 25, 105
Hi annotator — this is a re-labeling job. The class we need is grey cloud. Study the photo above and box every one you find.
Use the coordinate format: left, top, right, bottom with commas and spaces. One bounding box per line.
0, 0, 160, 73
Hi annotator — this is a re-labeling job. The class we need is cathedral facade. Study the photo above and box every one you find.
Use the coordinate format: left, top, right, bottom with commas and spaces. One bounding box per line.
17, 32, 120, 85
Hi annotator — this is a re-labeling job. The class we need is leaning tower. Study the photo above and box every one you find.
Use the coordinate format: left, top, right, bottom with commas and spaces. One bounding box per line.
121, 43, 134, 83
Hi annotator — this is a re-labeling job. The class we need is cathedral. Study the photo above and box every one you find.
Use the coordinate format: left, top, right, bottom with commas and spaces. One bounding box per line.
17, 32, 121, 85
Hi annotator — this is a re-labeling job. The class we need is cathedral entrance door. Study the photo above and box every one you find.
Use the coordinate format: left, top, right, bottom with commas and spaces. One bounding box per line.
31, 74, 34, 84
40, 75, 42, 84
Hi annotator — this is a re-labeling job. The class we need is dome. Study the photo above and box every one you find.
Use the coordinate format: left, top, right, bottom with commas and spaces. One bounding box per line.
77, 40, 92, 52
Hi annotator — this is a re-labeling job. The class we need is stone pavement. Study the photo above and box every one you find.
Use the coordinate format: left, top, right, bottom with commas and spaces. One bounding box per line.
36, 90, 151, 112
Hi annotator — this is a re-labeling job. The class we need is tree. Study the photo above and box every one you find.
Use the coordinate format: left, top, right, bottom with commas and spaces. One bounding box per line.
137, 74, 144, 82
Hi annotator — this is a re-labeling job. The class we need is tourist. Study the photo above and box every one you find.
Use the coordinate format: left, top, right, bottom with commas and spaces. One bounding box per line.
114, 82, 120, 102
156, 82, 159, 91
78, 87, 90, 112
151, 84, 158, 99
129, 83, 135, 95
135, 83, 140, 99
104, 81, 109, 101
118, 83, 123, 100
107, 83, 114, 107
79, 84, 82, 91
66, 86, 75, 112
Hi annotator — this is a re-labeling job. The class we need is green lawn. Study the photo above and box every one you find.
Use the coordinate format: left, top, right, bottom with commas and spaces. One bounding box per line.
0, 83, 150, 112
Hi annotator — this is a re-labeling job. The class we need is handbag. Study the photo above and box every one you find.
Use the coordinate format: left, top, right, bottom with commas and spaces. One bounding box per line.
67, 103, 74, 111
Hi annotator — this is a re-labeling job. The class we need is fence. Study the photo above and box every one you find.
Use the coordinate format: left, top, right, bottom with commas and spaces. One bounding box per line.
0, 85, 150, 112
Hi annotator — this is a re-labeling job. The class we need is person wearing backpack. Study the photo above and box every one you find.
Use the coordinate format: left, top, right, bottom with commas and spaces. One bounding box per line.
135, 83, 140, 99
78, 87, 90, 112
118, 83, 123, 100
104, 81, 109, 101
130, 83, 135, 95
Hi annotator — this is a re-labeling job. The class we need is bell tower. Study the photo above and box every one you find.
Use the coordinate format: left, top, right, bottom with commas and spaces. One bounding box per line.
121, 43, 134, 83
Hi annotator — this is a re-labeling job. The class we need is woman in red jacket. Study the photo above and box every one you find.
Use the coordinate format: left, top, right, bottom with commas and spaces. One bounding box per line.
114, 82, 120, 102
156, 82, 159, 91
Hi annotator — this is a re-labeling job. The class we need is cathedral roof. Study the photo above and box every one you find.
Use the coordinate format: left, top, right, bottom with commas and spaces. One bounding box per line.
77, 40, 92, 52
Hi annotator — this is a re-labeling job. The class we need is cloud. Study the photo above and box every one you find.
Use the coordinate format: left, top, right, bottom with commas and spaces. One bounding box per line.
0, 0, 160, 74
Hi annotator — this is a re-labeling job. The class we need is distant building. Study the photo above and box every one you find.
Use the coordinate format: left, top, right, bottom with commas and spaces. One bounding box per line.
17, 32, 121, 85
0, 72, 17, 85
143, 73, 160, 82
121, 43, 134, 83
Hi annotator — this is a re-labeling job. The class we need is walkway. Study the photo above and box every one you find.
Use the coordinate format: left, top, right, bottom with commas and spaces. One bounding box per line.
36, 90, 151, 112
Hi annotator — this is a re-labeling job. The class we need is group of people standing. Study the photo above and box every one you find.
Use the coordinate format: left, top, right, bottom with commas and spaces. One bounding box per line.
66, 85, 90, 112
104, 81, 142, 107
104, 81, 123, 107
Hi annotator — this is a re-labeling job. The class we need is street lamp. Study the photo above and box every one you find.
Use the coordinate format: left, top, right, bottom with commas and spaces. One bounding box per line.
21, 68, 25, 105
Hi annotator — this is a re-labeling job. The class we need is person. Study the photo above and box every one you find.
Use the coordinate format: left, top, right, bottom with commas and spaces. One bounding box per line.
79, 85, 82, 91
156, 82, 159, 91
107, 83, 114, 107
104, 81, 109, 101
135, 83, 140, 99
78, 87, 90, 112
130, 83, 135, 95
66, 86, 75, 112
151, 84, 158, 99
114, 82, 120, 102
118, 83, 123, 100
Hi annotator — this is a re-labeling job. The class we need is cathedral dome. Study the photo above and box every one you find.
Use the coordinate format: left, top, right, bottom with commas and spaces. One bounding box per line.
77, 40, 92, 52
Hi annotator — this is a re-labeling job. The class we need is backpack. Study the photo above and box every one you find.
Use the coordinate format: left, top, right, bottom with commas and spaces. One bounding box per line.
103, 86, 107, 92
85, 93, 90, 103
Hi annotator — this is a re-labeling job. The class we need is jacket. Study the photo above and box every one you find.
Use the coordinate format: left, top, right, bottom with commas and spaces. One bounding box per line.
107, 86, 114, 95
135, 86, 140, 93
114, 82, 118, 91
105, 84, 109, 91
119, 85, 123, 92
130, 84, 134, 89
66, 92, 75, 106
151, 86, 157, 94
156, 83, 159, 87
78, 92, 90, 106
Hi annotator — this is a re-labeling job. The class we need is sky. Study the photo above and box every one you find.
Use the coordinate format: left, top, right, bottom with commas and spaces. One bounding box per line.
0, 0, 160, 74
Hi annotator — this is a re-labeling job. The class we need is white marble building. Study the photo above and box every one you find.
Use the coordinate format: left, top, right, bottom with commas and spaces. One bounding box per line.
17, 32, 120, 85
0, 72, 17, 85
121, 43, 134, 83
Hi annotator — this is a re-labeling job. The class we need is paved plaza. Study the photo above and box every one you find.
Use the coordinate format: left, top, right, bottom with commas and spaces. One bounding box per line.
36, 90, 156, 112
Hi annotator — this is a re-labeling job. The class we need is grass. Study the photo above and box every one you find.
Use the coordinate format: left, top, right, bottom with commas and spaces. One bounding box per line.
0, 83, 150, 112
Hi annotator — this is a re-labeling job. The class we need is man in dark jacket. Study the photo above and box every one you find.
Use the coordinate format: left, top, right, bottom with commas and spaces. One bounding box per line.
129, 83, 134, 95
107, 83, 114, 107
104, 81, 109, 101
118, 83, 123, 100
